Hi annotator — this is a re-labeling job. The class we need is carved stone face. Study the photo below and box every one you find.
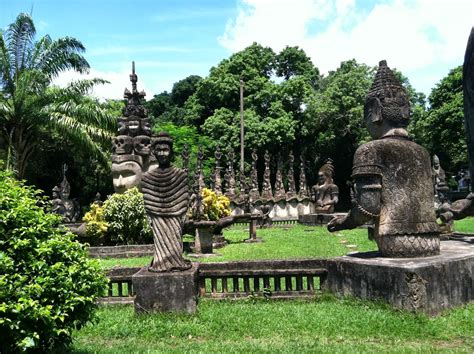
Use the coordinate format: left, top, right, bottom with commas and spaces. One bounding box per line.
134, 135, 151, 156
113, 135, 133, 155
141, 120, 151, 135
153, 143, 171, 167
112, 160, 143, 193
117, 120, 128, 135
364, 98, 385, 140
318, 172, 326, 185
127, 120, 140, 136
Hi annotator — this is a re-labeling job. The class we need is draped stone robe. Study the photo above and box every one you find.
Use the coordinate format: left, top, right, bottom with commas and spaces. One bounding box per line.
141, 166, 191, 272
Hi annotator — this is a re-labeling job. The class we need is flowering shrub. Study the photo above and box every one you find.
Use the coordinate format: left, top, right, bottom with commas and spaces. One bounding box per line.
202, 188, 231, 221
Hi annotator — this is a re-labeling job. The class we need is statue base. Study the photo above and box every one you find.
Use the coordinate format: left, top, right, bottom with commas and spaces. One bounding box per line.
376, 234, 440, 257
325, 240, 474, 315
132, 264, 198, 313
299, 213, 347, 226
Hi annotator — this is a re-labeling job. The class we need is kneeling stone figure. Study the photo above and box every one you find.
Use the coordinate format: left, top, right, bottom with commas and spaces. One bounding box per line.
328, 60, 440, 258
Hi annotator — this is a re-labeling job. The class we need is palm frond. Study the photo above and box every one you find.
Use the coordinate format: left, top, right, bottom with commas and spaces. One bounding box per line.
6, 13, 35, 75
35, 36, 89, 78
0, 31, 13, 92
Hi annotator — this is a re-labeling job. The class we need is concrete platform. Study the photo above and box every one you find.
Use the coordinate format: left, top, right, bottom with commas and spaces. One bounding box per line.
325, 240, 474, 315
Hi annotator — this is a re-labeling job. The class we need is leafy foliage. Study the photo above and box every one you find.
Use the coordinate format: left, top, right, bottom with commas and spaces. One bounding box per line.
202, 188, 231, 221
0, 13, 115, 179
102, 187, 151, 245
0, 170, 107, 352
410, 65, 465, 173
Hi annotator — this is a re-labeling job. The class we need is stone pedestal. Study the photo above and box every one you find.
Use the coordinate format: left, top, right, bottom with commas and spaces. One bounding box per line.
194, 225, 214, 254
132, 264, 198, 313
325, 240, 474, 315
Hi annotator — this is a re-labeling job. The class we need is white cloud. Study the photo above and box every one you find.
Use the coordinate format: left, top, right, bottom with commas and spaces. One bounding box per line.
219, 0, 474, 94
52, 67, 180, 101
52, 68, 152, 101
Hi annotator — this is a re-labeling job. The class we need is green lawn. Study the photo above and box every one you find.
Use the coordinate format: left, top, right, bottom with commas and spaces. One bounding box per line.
98, 224, 377, 269
72, 296, 474, 353
76, 219, 474, 353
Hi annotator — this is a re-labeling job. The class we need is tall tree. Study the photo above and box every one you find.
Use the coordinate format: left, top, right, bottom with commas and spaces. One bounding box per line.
410, 65, 465, 173
0, 13, 115, 179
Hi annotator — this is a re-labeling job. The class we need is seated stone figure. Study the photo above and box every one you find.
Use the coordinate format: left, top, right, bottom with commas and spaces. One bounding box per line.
141, 131, 191, 272
328, 60, 440, 258
311, 159, 339, 213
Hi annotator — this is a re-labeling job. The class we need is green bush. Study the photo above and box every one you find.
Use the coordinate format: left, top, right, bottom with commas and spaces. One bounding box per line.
0, 170, 107, 352
103, 187, 152, 245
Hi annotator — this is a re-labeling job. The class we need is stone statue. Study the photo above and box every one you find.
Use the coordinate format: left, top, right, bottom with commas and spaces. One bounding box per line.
249, 149, 260, 200
261, 150, 273, 200
51, 185, 65, 217
51, 164, 80, 223
274, 155, 286, 201
224, 150, 236, 200
286, 151, 297, 199
432, 154, 450, 206
141, 131, 191, 272
298, 155, 309, 199
328, 60, 440, 258
112, 62, 156, 193
311, 159, 339, 213
213, 146, 223, 195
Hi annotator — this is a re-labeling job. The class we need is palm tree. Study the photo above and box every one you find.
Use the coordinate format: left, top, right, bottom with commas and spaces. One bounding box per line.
0, 13, 115, 179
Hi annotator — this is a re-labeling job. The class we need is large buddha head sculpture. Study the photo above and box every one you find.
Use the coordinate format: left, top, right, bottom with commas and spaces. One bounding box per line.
364, 60, 411, 139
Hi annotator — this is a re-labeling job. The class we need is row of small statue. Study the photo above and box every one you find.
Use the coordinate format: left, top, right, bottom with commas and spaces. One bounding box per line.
189, 145, 340, 215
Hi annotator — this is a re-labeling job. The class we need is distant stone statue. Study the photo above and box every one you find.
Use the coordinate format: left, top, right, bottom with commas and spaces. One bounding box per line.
51, 164, 80, 223
141, 131, 191, 272
432, 154, 450, 206
328, 60, 440, 258
311, 159, 339, 213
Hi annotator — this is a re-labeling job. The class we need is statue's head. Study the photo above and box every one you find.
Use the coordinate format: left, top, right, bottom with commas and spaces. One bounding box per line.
319, 159, 335, 184
112, 155, 143, 193
433, 154, 440, 169
152, 131, 173, 167
364, 60, 410, 139
52, 185, 61, 198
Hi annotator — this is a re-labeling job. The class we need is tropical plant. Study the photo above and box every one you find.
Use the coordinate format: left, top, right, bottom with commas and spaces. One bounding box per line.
0, 169, 107, 352
0, 13, 115, 179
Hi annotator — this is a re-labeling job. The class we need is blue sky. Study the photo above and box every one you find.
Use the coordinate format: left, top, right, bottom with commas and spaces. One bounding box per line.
1, 0, 473, 100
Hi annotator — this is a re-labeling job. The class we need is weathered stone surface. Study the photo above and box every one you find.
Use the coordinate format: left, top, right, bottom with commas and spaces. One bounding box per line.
133, 264, 198, 313
328, 60, 440, 258
325, 240, 474, 314
194, 222, 214, 254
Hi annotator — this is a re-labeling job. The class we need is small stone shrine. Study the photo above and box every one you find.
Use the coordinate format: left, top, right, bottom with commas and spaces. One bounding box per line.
112, 62, 156, 193
133, 131, 197, 313
328, 60, 440, 257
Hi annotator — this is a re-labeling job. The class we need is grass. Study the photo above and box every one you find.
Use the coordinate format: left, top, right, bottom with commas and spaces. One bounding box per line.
75, 219, 474, 352
98, 225, 377, 269
453, 217, 474, 233
71, 296, 474, 353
